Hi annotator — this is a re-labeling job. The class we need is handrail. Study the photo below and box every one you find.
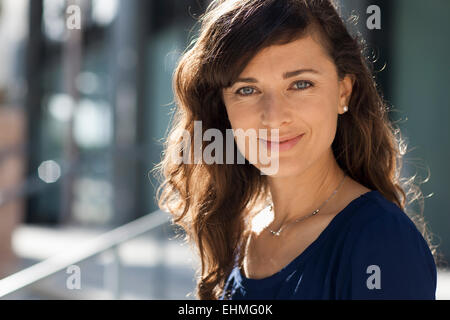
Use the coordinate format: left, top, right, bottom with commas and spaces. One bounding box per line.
0, 209, 171, 298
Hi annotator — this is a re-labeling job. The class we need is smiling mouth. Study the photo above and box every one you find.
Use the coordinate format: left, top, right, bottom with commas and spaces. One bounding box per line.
260, 133, 304, 143
259, 133, 305, 152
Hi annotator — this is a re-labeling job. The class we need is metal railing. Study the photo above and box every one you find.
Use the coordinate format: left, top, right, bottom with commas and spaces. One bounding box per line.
0, 209, 171, 299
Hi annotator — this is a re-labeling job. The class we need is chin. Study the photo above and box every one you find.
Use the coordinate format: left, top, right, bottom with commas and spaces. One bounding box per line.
255, 159, 307, 178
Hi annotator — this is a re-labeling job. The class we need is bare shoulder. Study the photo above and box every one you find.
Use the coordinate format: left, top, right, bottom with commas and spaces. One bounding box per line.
335, 176, 372, 211
344, 174, 371, 193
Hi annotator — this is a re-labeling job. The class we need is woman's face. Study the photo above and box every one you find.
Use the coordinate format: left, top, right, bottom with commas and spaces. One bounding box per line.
221, 33, 353, 177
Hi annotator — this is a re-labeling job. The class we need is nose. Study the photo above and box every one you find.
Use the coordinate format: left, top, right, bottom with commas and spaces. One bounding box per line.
260, 93, 293, 128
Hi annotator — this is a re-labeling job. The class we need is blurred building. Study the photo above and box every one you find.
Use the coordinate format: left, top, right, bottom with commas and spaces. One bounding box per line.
0, 0, 27, 279
23, 0, 209, 228
0, 0, 209, 296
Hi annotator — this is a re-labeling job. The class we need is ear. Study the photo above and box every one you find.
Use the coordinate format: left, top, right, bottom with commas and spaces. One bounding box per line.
338, 74, 355, 114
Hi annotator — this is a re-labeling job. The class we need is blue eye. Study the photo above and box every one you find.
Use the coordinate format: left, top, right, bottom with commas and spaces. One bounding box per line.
235, 80, 313, 97
293, 80, 313, 90
236, 87, 255, 96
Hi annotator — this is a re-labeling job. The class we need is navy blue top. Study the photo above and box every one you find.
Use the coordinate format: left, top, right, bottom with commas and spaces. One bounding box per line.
220, 190, 437, 300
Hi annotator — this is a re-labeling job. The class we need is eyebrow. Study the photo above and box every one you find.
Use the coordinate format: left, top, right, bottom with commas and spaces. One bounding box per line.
233, 68, 320, 84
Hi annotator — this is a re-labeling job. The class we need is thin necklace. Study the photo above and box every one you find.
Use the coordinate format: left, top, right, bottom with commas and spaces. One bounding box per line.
268, 173, 347, 237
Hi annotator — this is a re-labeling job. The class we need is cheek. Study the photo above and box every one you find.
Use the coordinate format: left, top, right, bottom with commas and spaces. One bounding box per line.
225, 104, 258, 130
313, 110, 338, 149
224, 105, 262, 162
301, 98, 338, 147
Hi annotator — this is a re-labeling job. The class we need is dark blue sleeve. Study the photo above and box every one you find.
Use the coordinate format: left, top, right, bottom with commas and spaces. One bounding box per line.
348, 211, 437, 299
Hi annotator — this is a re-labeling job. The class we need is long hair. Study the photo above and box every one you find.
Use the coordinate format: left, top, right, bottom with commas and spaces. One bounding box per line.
152, 0, 439, 300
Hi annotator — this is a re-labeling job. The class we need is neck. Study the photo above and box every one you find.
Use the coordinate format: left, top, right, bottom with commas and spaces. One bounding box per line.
266, 149, 346, 229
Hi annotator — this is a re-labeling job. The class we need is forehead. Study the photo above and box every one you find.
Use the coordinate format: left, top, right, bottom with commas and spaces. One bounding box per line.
239, 34, 332, 75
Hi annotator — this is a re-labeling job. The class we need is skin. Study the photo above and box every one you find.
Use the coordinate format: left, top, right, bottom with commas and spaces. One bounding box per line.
221, 31, 371, 278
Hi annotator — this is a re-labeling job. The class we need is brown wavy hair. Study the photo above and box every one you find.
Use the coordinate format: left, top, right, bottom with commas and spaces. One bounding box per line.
152, 0, 439, 300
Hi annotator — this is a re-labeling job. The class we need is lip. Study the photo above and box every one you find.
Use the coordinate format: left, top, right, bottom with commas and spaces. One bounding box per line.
260, 133, 304, 152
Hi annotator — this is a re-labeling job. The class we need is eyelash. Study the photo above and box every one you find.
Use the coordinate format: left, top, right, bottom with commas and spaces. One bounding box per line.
234, 80, 314, 97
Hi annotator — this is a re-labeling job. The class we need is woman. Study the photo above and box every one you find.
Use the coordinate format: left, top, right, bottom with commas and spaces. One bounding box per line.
154, 0, 438, 299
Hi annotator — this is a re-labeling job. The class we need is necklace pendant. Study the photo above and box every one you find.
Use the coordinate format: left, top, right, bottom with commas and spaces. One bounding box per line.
271, 230, 281, 236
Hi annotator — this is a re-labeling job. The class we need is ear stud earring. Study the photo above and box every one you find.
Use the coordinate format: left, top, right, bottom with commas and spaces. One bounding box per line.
343, 105, 348, 113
